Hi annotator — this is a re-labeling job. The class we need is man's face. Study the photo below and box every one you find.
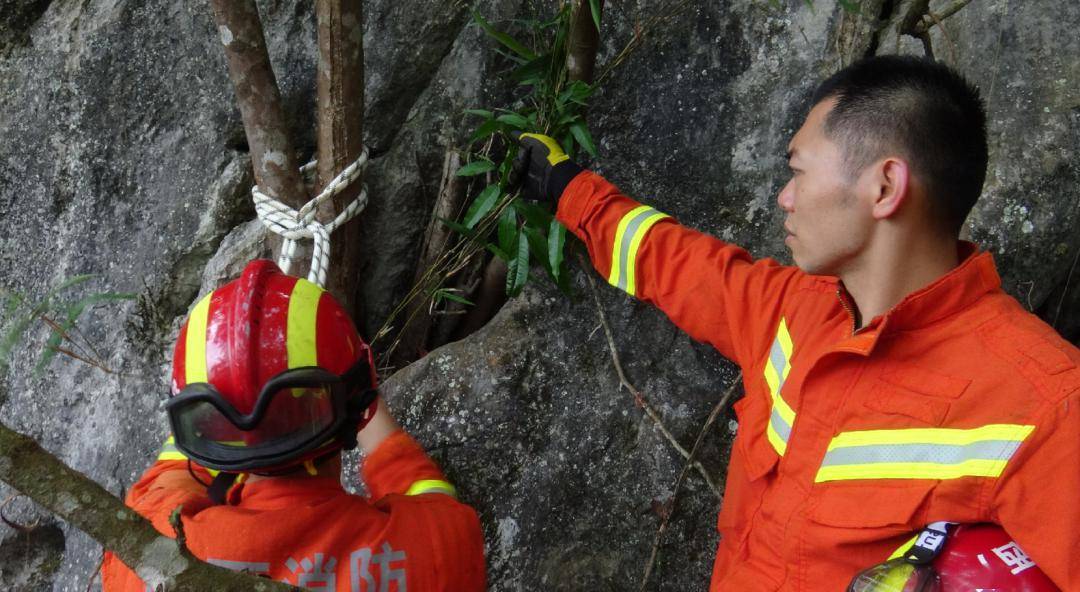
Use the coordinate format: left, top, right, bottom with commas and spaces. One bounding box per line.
776, 99, 874, 276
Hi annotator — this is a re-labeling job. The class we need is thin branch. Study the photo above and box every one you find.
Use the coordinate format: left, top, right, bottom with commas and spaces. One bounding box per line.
581, 253, 721, 497
1053, 246, 1080, 328
639, 377, 740, 591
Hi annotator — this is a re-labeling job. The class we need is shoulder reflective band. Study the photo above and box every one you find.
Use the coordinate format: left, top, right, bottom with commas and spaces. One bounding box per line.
816, 424, 1035, 482
607, 205, 670, 297
405, 479, 457, 498
764, 318, 797, 456
157, 435, 189, 461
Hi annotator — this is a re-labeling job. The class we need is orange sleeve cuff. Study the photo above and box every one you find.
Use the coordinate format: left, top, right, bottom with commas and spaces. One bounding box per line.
361, 430, 448, 501
556, 169, 605, 233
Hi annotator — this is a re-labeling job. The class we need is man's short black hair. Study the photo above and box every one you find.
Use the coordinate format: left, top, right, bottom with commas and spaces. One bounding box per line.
812, 55, 988, 235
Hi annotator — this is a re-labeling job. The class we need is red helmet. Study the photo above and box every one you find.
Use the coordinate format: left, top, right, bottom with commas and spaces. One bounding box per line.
167, 259, 378, 474
849, 523, 1060, 592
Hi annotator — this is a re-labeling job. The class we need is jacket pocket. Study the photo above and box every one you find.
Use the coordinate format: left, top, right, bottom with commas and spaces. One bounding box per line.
800, 482, 934, 589
717, 393, 781, 535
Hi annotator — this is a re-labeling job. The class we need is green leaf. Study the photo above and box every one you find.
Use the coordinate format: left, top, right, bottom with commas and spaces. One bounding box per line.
498, 208, 519, 257
589, 0, 602, 31
35, 292, 135, 375
511, 200, 554, 229
456, 159, 497, 177
439, 216, 477, 237
463, 184, 502, 229
463, 108, 494, 119
837, 0, 860, 13
433, 289, 475, 306
496, 113, 529, 129
548, 219, 567, 281
470, 119, 503, 144
511, 54, 552, 85
505, 232, 531, 296
569, 122, 598, 158
472, 10, 538, 61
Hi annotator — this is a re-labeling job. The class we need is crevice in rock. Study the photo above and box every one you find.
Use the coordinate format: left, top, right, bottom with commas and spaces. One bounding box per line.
864, 0, 899, 57
0, 0, 54, 55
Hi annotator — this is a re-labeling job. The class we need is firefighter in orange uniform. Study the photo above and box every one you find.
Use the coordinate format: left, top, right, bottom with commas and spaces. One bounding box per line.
101, 259, 486, 591
514, 55, 1079, 590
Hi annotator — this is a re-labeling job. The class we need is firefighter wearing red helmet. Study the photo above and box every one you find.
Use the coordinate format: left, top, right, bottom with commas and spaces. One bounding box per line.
101, 260, 486, 591
849, 522, 1060, 592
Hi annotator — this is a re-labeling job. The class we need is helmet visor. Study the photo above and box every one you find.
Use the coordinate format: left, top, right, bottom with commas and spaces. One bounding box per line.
848, 559, 941, 592
169, 382, 340, 470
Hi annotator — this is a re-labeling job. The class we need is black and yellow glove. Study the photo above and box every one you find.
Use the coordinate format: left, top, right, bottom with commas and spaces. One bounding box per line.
510, 132, 584, 205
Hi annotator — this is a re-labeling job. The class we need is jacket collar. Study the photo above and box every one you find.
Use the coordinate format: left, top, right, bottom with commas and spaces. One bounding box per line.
232, 473, 345, 510
834, 242, 1001, 353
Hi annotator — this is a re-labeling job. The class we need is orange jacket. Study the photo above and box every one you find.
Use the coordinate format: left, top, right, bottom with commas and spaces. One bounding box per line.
101, 430, 485, 591
557, 171, 1080, 591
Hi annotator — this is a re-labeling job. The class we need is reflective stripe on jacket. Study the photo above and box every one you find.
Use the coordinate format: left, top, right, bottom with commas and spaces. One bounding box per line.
101, 431, 485, 591
557, 170, 1080, 591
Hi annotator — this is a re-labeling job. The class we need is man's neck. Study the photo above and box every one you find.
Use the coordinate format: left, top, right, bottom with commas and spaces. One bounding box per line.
840, 232, 960, 330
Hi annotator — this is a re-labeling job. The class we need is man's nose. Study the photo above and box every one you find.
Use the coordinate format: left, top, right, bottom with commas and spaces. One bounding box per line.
777, 178, 795, 212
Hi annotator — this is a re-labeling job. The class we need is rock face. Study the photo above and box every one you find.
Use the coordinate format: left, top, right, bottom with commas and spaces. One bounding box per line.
0, 0, 1077, 590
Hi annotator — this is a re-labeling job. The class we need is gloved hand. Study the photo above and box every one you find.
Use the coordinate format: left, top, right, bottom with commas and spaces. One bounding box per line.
510, 132, 584, 205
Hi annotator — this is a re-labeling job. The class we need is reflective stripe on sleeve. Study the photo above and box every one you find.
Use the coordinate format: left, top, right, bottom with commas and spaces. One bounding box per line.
607, 205, 670, 296
405, 479, 457, 498
815, 424, 1035, 482
764, 318, 797, 456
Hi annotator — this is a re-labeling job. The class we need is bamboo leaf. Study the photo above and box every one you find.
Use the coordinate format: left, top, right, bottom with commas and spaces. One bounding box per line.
34, 292, 134, 375
569, 122, 598, 158
496, 113, 530, 129
463, 184, 502, 229
470, 119, 503, 144
498, 208, 519, 257
837, 0, 860, 13
463, 108, 494, 119
433, 290, 475, 306
548, 219, 567, 281
472, 10, 538, 61
589, 0, 602, 31
456, 159, 497, 177
439, 216, 477, 237
506, 233, 531, 296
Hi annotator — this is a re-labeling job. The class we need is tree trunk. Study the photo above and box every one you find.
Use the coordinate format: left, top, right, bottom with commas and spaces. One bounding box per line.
208, 0, 306, 214
0, 421, 299, 591
315, 0, 366, 315
567, 0, 604, 84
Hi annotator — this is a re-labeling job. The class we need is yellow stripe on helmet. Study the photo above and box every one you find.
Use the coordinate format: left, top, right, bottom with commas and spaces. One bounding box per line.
185, 291, 214, 385
286, 279, 324, 369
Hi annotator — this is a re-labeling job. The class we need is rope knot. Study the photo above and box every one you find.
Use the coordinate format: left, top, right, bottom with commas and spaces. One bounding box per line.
252, 146, 369, 286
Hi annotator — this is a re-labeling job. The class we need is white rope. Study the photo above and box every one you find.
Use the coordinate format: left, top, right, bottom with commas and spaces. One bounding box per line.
252, 147, 369, 286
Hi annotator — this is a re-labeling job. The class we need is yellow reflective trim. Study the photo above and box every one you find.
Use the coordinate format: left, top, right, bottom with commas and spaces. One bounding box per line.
888, 534, 920, 561
776, 318, 793, 378
607, 205, 651, 289
157, 451, 189, 461
405, 479, 457, 498
623, 212, 670, 296
815, 459, 1010, 483
826, 424, 1035, 452
520, 133, 570, 165
771, 387, 796, 426
286, 279, 324, 369
185, 291, 214, 384
764, 357, 781, 396
767, 423, 788, 456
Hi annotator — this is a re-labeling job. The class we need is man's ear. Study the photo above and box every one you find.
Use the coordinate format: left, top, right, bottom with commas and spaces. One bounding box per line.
870, 157, 910, 220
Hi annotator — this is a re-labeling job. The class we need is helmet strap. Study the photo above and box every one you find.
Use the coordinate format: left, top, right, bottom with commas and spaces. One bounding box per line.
207, 472, 240, 505
903, 521, 955, 565
338, 388, 379, 451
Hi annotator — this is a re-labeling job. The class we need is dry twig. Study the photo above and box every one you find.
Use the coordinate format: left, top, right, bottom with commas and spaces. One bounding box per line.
639, 377, 741, 591
581, 253, 722, 497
